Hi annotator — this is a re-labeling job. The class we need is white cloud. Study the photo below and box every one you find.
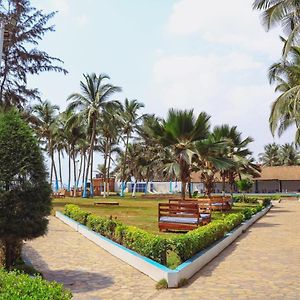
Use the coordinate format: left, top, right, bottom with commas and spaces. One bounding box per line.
166, 0, 282, 58
148, 50, 291, 156
76, 14, 88, 27
144, 0, 294, 157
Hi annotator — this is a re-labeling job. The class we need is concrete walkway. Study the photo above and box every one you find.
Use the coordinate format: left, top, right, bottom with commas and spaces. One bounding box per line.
23, 201, 300, 299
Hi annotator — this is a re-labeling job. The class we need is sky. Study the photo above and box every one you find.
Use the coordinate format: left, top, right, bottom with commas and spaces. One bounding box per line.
28, 0, 295, 179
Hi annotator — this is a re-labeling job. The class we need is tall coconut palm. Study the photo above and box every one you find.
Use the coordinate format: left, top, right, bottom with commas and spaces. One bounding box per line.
253, 0, 300, 58
119, 98, 145, 196
194, 133, 234, 196
67, 73, 121, 197
151, 109, 210, 200
269, 46, 300, 143
98, 102, 122, 197
212, 125, 258, 193
259, 143, 281, 166
64, 112, 86, 196
280, 142, 300, 165
32, 99, 60, 191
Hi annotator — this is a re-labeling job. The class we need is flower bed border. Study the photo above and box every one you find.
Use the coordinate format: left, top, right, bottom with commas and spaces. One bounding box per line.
55, 204, 272, 288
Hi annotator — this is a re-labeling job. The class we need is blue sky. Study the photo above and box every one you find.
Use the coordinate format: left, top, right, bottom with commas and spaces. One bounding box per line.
29, 0, 294, 171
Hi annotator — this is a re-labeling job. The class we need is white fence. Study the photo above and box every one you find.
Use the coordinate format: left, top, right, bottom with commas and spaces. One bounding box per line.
114, 181, 205, 194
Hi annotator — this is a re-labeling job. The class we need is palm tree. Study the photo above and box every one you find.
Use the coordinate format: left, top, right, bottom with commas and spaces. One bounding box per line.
253, 0, 300, 58
151, 109, 210, 200
269, 46, 300, 143
32, 99, 60, 191
280, 143, 300, 165
194, 133, 234, 196
119, 99, 145, 196
212, 125, 258, 193
98, 102, 122, 197
67, 73, 121, 197
259, 143, 281, 166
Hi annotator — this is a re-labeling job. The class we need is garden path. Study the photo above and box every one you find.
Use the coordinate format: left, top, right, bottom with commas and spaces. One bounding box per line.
23, 200, 300, 299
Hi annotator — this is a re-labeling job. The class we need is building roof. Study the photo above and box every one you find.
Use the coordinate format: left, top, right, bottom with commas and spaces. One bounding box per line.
253, 166, 300, 181
191, 166, 300, 182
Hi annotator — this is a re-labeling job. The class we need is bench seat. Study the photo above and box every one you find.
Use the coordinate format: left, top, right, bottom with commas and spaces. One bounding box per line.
159, 216, 200, 224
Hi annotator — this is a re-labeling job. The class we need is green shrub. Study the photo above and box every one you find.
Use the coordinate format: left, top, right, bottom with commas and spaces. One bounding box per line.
63, 204, 263, 267
223, 213, 244, 231
233, 196, 259, 204
156, 279, 168, 289
171, 221, 227, 262
0, 269, 72, 299
262, 198, 271, 207
241, 207, 253, 220
64, 204, 90, 224
86, 210, 169, 265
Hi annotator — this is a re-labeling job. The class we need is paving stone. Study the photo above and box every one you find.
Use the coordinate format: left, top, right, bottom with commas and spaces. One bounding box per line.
23, 201, 300, 299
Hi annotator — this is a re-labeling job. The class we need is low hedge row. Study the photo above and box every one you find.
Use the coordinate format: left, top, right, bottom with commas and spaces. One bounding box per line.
64, 205, 168, 265
64, 203, 266, 266
0, 269, 72, 300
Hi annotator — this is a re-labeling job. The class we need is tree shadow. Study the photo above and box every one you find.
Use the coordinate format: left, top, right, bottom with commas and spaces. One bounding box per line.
22, 245, 114, 293
270, 209, 291, 213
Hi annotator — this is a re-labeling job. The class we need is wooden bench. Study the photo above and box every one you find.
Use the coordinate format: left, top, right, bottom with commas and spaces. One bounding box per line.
52, 189, 66, 198
210, 196, 232, 211
94, 201, 119, 206
158, 202, 201, 232
169, 198, 212, 225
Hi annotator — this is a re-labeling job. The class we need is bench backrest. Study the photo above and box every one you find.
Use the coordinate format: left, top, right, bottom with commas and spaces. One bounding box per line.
169, 198, 212, 212
159, 202, 200, 221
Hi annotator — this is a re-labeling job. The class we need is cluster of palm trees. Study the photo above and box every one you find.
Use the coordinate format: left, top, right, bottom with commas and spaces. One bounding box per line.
259, 142, 300, 166
28, 74, 260, 199
30, 73, 144, 197
253, 1, 300, 144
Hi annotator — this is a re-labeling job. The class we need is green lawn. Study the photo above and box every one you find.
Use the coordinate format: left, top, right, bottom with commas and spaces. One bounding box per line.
52, 194, 257, 236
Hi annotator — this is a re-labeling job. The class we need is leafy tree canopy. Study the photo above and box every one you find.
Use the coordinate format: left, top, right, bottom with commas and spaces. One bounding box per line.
0, 0, 67, 108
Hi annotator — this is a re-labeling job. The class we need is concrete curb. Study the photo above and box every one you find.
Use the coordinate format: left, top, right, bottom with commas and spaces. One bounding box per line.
56, 205, 271, 288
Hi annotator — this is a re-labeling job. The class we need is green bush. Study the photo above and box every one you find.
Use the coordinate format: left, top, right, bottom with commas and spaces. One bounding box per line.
233, 196, 259, 204
63, 204, 263, 266
262, 198, 272, 207
0, 269, 72, 300
64, 204, 90, 224
223, 213, 244, 231
241, 207, 253, 220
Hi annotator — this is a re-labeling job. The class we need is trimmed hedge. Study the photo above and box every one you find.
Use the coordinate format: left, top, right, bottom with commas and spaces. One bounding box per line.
0, 269, 72, 300
65, 204, 168, 265
63, 203, 266, 267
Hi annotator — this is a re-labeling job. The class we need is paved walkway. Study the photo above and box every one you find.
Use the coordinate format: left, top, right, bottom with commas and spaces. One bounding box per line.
23, 201, 300, 299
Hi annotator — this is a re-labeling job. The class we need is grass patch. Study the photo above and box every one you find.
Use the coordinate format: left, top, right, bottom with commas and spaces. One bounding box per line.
52, 195, 258, 236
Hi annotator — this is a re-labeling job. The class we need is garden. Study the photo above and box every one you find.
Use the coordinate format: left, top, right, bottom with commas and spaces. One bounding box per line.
54, 195, 272, 269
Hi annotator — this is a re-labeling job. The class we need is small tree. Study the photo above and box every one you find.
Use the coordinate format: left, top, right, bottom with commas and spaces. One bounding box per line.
236, 179, 253, 201
0, 109, 51, 268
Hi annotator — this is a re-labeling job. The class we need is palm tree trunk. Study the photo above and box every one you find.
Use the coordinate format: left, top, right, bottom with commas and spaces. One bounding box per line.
83, 120, 96, 198
81, 152, 86, 190
58, 150, 63, 189
73, 150, 77, 197
77, 152, 83, 189
107, 147, 112, 196
90, 147, 94, 197
181, 178, 186, 200
68, 146, 71, 192
188, 177, 192, 198
121, 133, 130, 197
50, 159, 53, 186
222, 172, 226, 193
103, 137, 109, 198
51, 150, 59, 192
